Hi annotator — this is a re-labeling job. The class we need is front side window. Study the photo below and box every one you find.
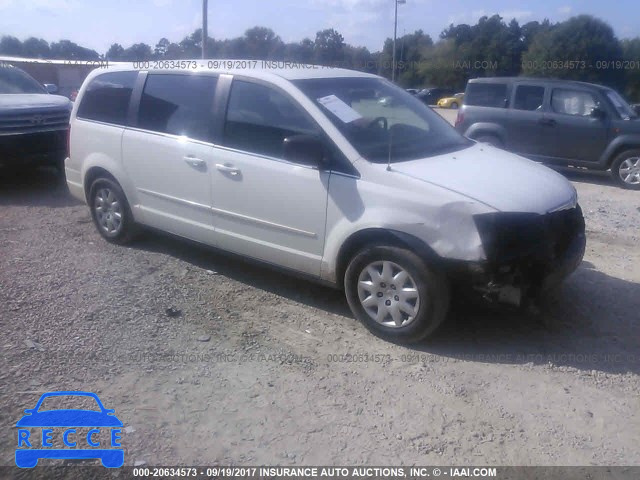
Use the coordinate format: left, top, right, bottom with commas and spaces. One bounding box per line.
465, 83, 508, 108
605, 90, 637, 119
513, 85, 545, 111
138, 74, 217, 142
551, 89, 598, 116
0, 65, 45, 94
77, 71, 137, 125
293, 77, 471, 163
223, 80, 318, 158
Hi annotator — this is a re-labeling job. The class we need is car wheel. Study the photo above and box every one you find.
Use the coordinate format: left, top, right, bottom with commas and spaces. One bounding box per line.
610, 150, 640, 190
89, 177, 138, 244
450, 102, 459, 109
344, 245, 450, 343
475, 135, 503, 148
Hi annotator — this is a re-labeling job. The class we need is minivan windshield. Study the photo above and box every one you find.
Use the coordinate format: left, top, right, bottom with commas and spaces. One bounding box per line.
605, 90, 638, 119
0, 66, 46, 94
293, 77, 472, 163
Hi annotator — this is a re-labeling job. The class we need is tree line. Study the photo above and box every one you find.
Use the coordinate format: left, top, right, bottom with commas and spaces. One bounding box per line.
1, 14, 639, 100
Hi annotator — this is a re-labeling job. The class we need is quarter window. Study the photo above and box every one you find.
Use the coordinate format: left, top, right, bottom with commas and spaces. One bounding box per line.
513, 85, 545, 111
465, 83, 508, 108
551, 89, 598, 116
77, 71, 137, 125
138, 74, 217, 142
223, 80, 318, 158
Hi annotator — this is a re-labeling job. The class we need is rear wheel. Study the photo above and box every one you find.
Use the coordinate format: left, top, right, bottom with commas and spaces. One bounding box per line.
610, 150, 640, 190
344, 245, 450, 343
89, 177, 138, 244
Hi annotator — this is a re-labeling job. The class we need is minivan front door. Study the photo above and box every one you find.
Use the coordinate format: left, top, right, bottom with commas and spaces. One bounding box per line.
122, 73, 219, 244
537, 87, 610, 163
211, 79, 329, 276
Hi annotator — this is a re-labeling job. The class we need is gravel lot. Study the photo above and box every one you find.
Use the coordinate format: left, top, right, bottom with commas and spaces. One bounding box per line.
1, 123, 639, 468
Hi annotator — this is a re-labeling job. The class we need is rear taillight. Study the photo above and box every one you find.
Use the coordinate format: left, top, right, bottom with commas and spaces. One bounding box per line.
454, 111, 464, 128
66, 124, 71, 158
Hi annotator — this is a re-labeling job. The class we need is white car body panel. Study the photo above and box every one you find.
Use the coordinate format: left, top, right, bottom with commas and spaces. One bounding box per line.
67, 62, 579, 287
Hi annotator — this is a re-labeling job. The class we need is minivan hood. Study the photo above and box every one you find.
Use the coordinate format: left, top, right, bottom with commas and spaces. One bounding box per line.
390, 143, 576, 214
0, 93, 71, 111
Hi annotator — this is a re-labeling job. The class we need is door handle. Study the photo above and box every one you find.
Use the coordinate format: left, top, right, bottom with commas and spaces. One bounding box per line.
216, 164, 241, 176
538, 118, 556, 126
184, 156, 206, 169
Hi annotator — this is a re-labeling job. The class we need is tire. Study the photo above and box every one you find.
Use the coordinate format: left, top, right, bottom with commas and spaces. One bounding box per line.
474, 135, 503, 148
450, 102, 459, 109
344, 245, 450, 343
610, 149, 640, 190
88, 177, 138, 244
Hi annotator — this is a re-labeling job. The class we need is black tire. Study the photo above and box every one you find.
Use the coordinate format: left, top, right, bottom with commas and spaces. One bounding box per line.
450, 102, 459, 109
474, 135, 503, 148
610, 149, 640, 190
88, 177, 138, 244
344, 245, 450, 343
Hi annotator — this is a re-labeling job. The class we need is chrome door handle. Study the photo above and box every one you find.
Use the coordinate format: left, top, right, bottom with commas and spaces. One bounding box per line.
184, 156, 206, 168
216, 164, 241, 176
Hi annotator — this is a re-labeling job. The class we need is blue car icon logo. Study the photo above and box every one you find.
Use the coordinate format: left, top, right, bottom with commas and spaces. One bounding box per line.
16, 391, 124, 468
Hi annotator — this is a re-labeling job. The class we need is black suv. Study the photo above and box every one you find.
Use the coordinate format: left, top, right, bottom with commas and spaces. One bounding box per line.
0, 64, 72, 170
455, 77, 640, 189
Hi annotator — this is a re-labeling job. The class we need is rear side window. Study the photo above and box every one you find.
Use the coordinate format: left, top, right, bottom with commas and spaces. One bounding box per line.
223, 80, 317, 158
138, 74, 217, 142
551, 89, 598, 116
465, 83, 508, 108
513, 85, 545, 111
77, 71, 137, 125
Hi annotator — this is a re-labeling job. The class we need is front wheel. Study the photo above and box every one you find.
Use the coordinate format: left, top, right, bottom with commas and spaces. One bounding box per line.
610, 150, 640, 190
450, 102, 459, 109
344, 246, 450, 343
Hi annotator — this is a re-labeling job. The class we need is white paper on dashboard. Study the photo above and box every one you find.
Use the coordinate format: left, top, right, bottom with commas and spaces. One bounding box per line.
316, 95, 363, 123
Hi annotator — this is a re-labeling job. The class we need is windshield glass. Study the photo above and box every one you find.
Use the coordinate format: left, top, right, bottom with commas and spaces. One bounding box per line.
605, 90, 637, 119
0, 66, 46, 94
293, 77, 472, 163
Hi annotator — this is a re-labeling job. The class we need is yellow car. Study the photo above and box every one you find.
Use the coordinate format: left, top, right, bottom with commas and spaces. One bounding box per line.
437, 93, 464, 109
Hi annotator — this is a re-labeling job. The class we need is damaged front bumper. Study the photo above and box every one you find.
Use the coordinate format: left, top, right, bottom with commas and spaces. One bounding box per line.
446, 205, 586, 306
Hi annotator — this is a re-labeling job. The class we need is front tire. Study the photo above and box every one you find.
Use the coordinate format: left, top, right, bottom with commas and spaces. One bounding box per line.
610, 150, 640, 190
344, 246, 450, 343
450, 102, 459, 109
89, 177, 138, 244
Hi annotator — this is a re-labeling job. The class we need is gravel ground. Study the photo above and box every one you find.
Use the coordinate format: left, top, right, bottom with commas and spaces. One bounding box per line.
1, 147, 639, 469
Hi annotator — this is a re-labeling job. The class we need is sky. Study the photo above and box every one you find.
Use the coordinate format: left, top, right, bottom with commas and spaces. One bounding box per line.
0, 0, 638, 55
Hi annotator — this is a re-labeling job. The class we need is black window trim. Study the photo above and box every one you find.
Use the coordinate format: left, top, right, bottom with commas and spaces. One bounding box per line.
216, 74, 360, 178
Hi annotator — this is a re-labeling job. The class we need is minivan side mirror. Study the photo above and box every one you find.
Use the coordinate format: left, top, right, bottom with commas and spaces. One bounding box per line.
590, 107, 607, 120
43, 83, 58, 94
283, 134, 326, 168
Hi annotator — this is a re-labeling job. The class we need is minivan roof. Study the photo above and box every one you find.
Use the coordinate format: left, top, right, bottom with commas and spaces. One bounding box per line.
94, 60, 378, 81
468, 76, 611, 91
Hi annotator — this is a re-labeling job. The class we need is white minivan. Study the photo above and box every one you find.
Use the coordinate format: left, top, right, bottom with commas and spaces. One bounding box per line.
66, 63, 586, 343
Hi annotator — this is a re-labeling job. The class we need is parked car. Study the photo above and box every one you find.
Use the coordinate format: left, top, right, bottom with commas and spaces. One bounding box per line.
437, 92, 464, 109
0, 64, 72, 170
416, 87, 455, 105
66, 64, 585, 343
456, 77, 640, 189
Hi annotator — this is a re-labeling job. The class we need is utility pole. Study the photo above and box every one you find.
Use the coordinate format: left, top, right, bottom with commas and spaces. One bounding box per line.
202, 0, 208, 59
391, 0, 406, 82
